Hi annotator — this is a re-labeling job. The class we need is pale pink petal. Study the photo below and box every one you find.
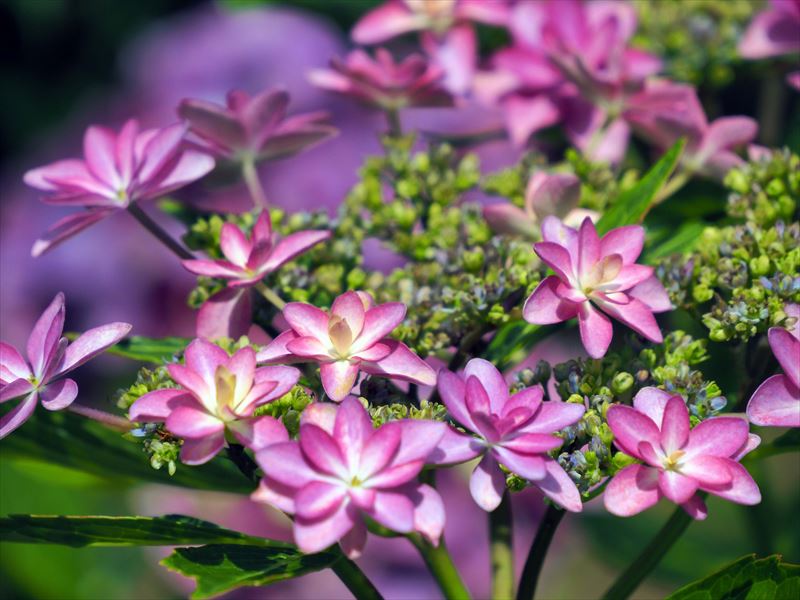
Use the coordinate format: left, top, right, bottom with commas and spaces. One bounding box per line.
362, 341, 436, 387
256, 441, 318, 487
286, 336, 331, 361
660, 396, 690, 454
541, 215, 579, 257
358, 424, 401, 480
604, 464, 660, 516
534, 242, 577, 283
428, 425, 483, 465
410, 483, 445, 545
350, 303, 406, 353
320, 361, 361, 402
632, 387, 674, 428
143, 149, 214, 198
733, 433, 762, 461
294, 502, 356, 555
578, 302, 614, 359
129, 389, 193, 422
295, 481, 347, 520
680, 495, 708, 520
770, 327, 800, 389
260, 230, 331, 272
219, 223, 252, 267
179, 433, 226, 465
601, 264, 654, 292
196, 288, 252, 341
536, 457, 583, 512
334, 396, 376, 471
503, 94, 562, 147
577, 217, 601, 275
255, 329, 300, 364
469, 454, 506, 511
351, 1, 423, 44
0, 392, 38, 438
283, 303, 330, 344
183, 338, 230, 388
166, 405, 223, 439
300, 402, 338, 434
252, 365, 301, 401
659, 470, 699, 504
593, 293, 662, 343
367, 491, 415, 534
438, 370, 476, 431
599, 225, 644, 265
83, 125, 120, 187
58, 322, 131, 376
521, 402, 585, 434
463, 358, 508, 413
746, 374, 800, 427
523, 276, 581, 325
39, 378, 78, 411
24, 159, 97, 192
483, 203, 537, 237
178, 98, 245, 152
365, 459, 425, 488
680, 455, 733, 487
32, 209, 115, 257
181, 259, 243, 279
0, 343, 31, 383
701, 460, 761, 505
493, 447, 546, 481
739, 7, 800, 58
606, 404, 661, 457
0, 379, 34, 403
501, 433, 562, 455
390, 419, 447, 465
339, 519, 368, 559
300, 424, 349, 478
229, 415, 289, 451
685, 417, 750, 458
251, 478, 297, 514
136, 124, 184, 183
350, 342, 392, 362
628, 276, 672, 313
26, 292, 65, 378
331, 291, 367, 339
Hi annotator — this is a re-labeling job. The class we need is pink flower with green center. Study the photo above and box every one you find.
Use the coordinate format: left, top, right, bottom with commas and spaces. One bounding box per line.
431, 358, 585, 512
523, 216, 671, 358
129, 339, 300, 464
605, 388, 761, 519
257, 291, 436, 402
23, 120, 214, 256
178, 88, 337, 163
746, 304, 800, 428
0, 293, 131, 438
252, 397, 446, 557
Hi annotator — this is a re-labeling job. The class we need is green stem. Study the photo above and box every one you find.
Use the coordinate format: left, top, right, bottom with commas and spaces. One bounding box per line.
409, 534, 471, 600
601, 505, 695, 600
127, 204, 194, 260
516, 504, 565, 600
490, 493, 514, 600
331, 554, 384, 600
385, 109, 402, 137
242, 157, 268, 210
255, 281, 287, 311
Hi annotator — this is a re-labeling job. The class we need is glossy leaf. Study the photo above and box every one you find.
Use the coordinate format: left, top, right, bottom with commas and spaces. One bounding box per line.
106, 335, 190, 363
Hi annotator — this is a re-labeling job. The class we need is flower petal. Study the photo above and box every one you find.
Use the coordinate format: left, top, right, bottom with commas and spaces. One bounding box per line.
295, 481, 347, 521
428, 425, 482, 465
300, 402, 337, 434
256, 441, 318, 488
599, 225, 645, 265
39, 378, 78, 411
252, 365, 301, 402
391, 419, 447, 465
521, 402, 585, 434
604, 464, 661, 516
283, 303, 330, 344
361, 341, 436, 387
129, 388, 193, 422
685, 416, 750, 458
0, 379, 34, 403
536, 457, 583, 513
252, 477, 297, 514
229, 415, 289, 451
464, 358, 509, 414
632, 387, 674, 428
331, 291, 367, 340
410, 483, 445, 546
493, 447, 547, 481
628, 276, 673, 313
261, 230, 331, 272
255, 329, 300, 364
578, 302, 613, 359
606, 404, 661, 458
286, 336, 331, 361
523, 276, 580, 325
534, 242, 576, 283
350, 303, 406, 354
746, 374, 800, 428
0, 343, 32, 383
701, 460, 761, 506
351, 1, 423, 44
179, 433, 226, 465
660, 396, 690, 454
59, 322, 132, 376
220, 223, 252, 267
438, 369, 476, 431
182, 259, 243, 279
769, 326, 800, 389
166, 405, 223, 439
83, 125, 120, 187
358, 423, 401, 480
178, 98, 246, 152
681, 495, 708, 520
365, 459, 425, 489
469, 454, 506, 511
681, 455, 733, 487
26, 293, 65, 378
300, 424, 348, 478
0, 392, 38, 439
320, 361, 360, 402
334, 396, 375, 471
501, 433, 563, 455
659, 470, 699, 504
368, 491, 415, 534
339, 519, 367, 559
184, 338, 230, 387
196, 288, 252, 341
294, 502, 356, 555
593, 293, 662, 343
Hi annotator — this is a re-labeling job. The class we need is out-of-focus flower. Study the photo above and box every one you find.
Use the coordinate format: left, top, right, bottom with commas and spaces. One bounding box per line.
605, 387, 761, 519
129, 338, 299, 464
746, 304, 800, 427
352, 0, 511, 94
432, 358, 584, 511
0, 293, 131, 438
524, 217, 671, 358
309, 49, 453, 112
483, 171, 596, 238
178, 88, 337, 164
739, 0, 800, 89
23, 120, 214, 256
252, 397, 446, 557
257, 291, 436, 401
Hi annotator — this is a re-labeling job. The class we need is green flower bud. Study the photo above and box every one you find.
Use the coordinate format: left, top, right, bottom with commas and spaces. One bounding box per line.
749, 255, 770, 276
611, 372, 634, 395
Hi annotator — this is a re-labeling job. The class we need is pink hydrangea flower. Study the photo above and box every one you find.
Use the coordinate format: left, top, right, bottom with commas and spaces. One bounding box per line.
746, 304, 800, 428
308, 49, 453, 112
178, 88, 337, 163
483, 171, 596, 238
431, 358, 585, 512
257, 291, 436, 402
252, 397, 446, 557
0, 293, 131, 438
23, 120, 214, 256
523, 217, 671, 358
739, 0, 800, 90
129, 338, 300, 464
605, 388, 761, 519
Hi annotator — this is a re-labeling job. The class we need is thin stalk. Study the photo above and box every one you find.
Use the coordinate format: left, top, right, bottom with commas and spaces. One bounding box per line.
490, 493, 514, 600
331, 554, 385, 600
127, 204, 194, 260
255, 281, 287, 311
385, 109, 402, 137
409, 534, 471, 600
653, 170, 690, 205
516, 504, 565, 600
601, 506, 694, 600
67, 403, 132, 432
242, 157, 268, 210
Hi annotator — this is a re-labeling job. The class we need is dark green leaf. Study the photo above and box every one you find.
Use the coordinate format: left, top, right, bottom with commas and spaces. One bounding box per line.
106, 335, 189, 363
666, 554, 800, 600
642, 220, 706, 263
484, 321, 551, 371
161, 544, 339, 599
0, 408, 251, 493
0, 515, 286, 548
596, 139, 686, 235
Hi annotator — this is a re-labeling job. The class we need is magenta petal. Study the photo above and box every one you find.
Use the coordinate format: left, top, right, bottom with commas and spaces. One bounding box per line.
300, 424, 348, 478
493, 447, 546, 481
184, 339, 230, 386
526, 172, 581, 221
166, 364, 210, 402
196, 288, 252, 341
351, 303, 406, 353
680, 455, 733, 487
685, 416, 750, 458
83, 125, 119, 187
229, 415, 289, 451
357, 424, 401, 480
604, 464, 660, 517
331, 291, 367, 338
295, 481, 347, 520
701, 460, 761, 505
256, 441, 317, 487
577, 302, 613, 359
251, 478, 296, 514
769, 326, 800, 389
464, 358, 509, 413
178, 98, 246, 152
252, 365, 301, 401
59, 322, 132, 376
465, 376, 491, 417
0, 392, 38, 439
351, 2, 422, 44
503, 387, 544, 418
606, 404, 661, 458
632, 387, 674, 428
659, 470, 699, 504
739, 7, 800, 59
469, 454, 506, 511
283, 303, 330, 343
286, 336, 331, 361
32, 209, 115, 257
365, 459, 424, 488
361, 341, 436, 387
681, 495, 709, 520
391, 420, 446, 465
523, 276, 580, 325
294, 502, 356, 555
179, 433, 226, 465
483, 203, 537, 237
746, 374, 800, 428
0, 343, 31, 384
350, 342, 391, 362
536, 457, 583, 513
599, 225, 645, 264
166, 405, 223, 439
145, 149, 214, 198
628, 276, 672, 313
411, 483, 445, 546
39, 378, 78, 411
300, 402, 338, 434
437, 369, 475, 431
256, 329, 300, 364
534, 242, 576, 283
137, 123, 185, 183
339, 519, 367, 559
182, 259, 243, 279
660, 396, 690, 454
0, 379, 34, 403
428, 425, 482, 465
261, 230, 331, 272
522, 402, 585, 434
594, 293, 662, 343
26, 292, 65, 378
129, 388, 193, 422
335, 396, 376, 471
220, 223, 252, 267
24, 159, 95, 192
320, 361, 360, 402
368, 490, 415, 534
501, 433, 562, 455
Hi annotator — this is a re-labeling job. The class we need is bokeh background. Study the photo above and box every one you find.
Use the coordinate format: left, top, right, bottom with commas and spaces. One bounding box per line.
1, 1, 798, 598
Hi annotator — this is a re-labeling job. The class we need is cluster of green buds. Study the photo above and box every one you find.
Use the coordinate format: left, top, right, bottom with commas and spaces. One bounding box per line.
726, 148, 799, 227
365, 398, 449, 428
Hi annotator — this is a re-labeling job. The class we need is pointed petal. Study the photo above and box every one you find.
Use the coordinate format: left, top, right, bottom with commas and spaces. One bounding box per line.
526, 173, 581, 221
283, 303, 330, 344
501, 433, 562, 455
255, 329, 299, 364
0, 343, 31, 383
438, 369, 475, 431
256, 441, 318, 487
137, 123, 185, 184
428, 425, 482, 465
464, 358, 508, 414
365, 459, 425, 488
182, 259, 243, 279
178, 98, 245, 152
166, 405, 223, 439
252, 365, 301, 401
633, 387, 674, 429
0, 379, 34, 403
578, 302, 613, 359
300, 424, 348, 478
361, 341, 436, 386
144, 149, 214, 198
628, 276, 672, 313
300, 402, 337, 434
180, 433, 226, 465
59, 322, 131, 375
483, 203, 537, 237
32, 209, 115, 257
350, 303, 406, 354
681, 455, 733, 487
335, 396, 375, 472
599, 225, 645, 265
251, 477, 297, 513
769, 327, 800, 389
685, 416, 751, 458
331, 291, 367, 339
537, 458, 583, 512
739, 7, 800, 58
368, 491, 415, 534
534, 242, 577, 283
659, 470, 699, 504
593, 293, 662, 343
129, 388, 193, 422
184, 338, 230, 388
261, 230, 331, 272
493, 447, 547, 481
391, 419, 446, 466
39, 378, 78, 410
503, 387, 544, 418
220, 223, 252, 267
660, 396, 690, 454
746, 375, 800, 428
295, 481, 347, 520
523, 276, 580, 325
701, 460, 761, 505
521, 402, 585, 435
320, 361, 360, 402
196, 288, 252, 340
465, 375, 491, 417
230, 415, 289, 451
469, 454, 506, 511
606, 404, 661, 458
26, 292, 65, 378
83, 125, 120, 187
604, 464, 660, 516
294, 502, 356, 555
0, 392, 38, 439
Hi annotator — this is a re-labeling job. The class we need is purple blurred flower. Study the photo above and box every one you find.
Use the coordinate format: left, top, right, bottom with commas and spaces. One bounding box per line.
309, 49, 453, 112
253, 397, 446, 557
523, 217, 671, 358
739, 0, 800, 89
129, 338, 300, 464
432, 358, 584, 512
23, 120, 214, 256
605, 388, 761, 519
257, 291, 436, 401
746, 304, 800, 428
0, 292, 131, 438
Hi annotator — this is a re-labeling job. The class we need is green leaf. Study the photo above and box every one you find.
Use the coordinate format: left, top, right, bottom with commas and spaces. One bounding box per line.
596, 138, 686, 235
161, 544, 340, 599
484, 321, 550, 371
0, 408, 251, 494
0, 515, 286, 548
642, 220, 706, 263
106, 335, 189, 363
666, 554, 800, 600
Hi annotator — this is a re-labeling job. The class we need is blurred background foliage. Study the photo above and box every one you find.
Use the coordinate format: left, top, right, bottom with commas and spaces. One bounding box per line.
1, 1, 798, 599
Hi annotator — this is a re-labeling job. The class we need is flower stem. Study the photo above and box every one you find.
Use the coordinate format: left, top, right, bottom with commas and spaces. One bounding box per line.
385, 109, 402, 137
67, 403, 132, 432
242, 157, 268, 210
601, 505, 694, 600
516, 504, 565, 600
255, 282, 287, 311
331, 553, 385, 600
409, 534, 471, 600
127, 204, 194, 260
490, 493, 514, 600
